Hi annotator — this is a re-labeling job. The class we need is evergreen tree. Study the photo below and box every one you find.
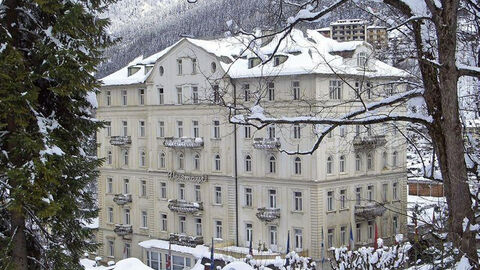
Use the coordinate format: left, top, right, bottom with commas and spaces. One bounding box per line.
0, 0, 115, 269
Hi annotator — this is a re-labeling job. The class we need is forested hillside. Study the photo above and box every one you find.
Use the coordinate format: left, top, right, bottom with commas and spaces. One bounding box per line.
98, 0, 384, 77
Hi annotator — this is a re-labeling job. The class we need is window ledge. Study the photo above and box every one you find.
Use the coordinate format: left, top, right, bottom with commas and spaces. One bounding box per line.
291, 210, 304, 214
339, 208, 349, 212
326, 210, 336, 214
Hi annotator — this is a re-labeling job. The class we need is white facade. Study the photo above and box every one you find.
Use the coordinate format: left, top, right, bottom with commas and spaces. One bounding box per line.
95, 29, 408, 267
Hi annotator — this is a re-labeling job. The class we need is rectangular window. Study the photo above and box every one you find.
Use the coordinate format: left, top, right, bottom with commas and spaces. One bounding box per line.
107, 177, 113, 193
340, 189, 346, 209
294, 229, 303, 249
141, 180, 147, 197
192, 58, 197, 74
243, 84, 250, 101
177, 59, 183, 75
215, 186, 222, 204
195, 185, 201, 202
160, 182, 167, 199
179, 183, 185, 200
124, 209, 130, 225
329, 80, 342, 99
340, 226, 346, 246
393, 182, 398, 200
192, 86, 199, 104
292, 81, 300, 100
195, 218, 202, 236
269, 226, 278, 245
215, 220, 223, 239
382, 183, 388, 202
176, 87, 183, 104
139, 121, 146, 137
122, 90, 127, 106
106, 90, 111, 106
213, 84, 220, 103
177, 121, 183, 137
122, 121, 128, 136
213, 120, 220, 139
124, 243, 131, 259
244, 126, 251, 138
294, 191, 303, 211
108, 207, 114, 223
356, 223, 361, 242
356, 187, 362, 206
293, 124, 301, 139
179, 216, 186, 233
142, 211, 148, 228
269, 189, 277, 208
393, 216, 398, 233
327, 191, 334, 211
340, 126, 345, 137
327, 228, 334, 248
268, 82, 275, 101
105, 121, 112, 137
193, 120, 199, 138
158, 121, 165, 138
161, 214, 168, 231
367, 185, 374, 202
267, 125, 276, 139
245, 188, 252, 207
123, 179, 129, 194
158, 88, 164, 105
246, 223, 253, 243
108, 240, 114, 257
139, 89, 145, 105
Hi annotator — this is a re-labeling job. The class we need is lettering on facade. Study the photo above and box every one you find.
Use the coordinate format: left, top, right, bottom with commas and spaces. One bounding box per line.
167, 171, 208, 183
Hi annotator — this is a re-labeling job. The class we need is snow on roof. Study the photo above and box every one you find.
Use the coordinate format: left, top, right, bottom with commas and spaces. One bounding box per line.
221, 261, 254, 270
113, 258, 153, 270
316, 27, 331, 32
101, 29, 410, 86
138, 239, 209, 259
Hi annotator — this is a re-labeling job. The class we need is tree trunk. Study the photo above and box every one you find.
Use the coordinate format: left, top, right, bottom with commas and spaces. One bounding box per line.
10, 209, 28, 270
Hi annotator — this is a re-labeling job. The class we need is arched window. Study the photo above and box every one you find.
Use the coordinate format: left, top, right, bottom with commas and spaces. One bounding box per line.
355, 154, 361, 171
178, 153, 184, 170
107, 150, 112, 165
123, 150, 129, 166
140, 151, 146, 167
327, 156, 333, 174
194, 154, 200, 170
269, 156, 276, 174
367, 153, 373, 170
339, 155, 345, 173
392, 151, 398, 167
159, 152, 166, 169
382, 152, 388, 169
245, 155, 252, 172
294, 157, 302, 175
214, 154, 221, 171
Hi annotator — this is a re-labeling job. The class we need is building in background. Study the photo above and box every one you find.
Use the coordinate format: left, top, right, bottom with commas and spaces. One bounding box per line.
317, 19, 388, 48
95, 29, 409, 268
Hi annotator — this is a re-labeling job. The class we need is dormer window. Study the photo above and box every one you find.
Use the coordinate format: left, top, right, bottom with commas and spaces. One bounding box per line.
273, 55, 288, 67
127, 66, 140, 76
357, 52, 367, 67
248, 57, 261, 69
145, 65, 153, 75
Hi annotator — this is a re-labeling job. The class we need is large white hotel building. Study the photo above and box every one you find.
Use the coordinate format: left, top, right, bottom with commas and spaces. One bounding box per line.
95, 29, 409, 268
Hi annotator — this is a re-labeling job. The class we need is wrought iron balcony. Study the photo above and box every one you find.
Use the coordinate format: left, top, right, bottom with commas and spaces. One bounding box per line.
113, 194, 132, 205
163, 137, 204, 148
114, 224, 132, 236
169, 233, 204, 247
256, 207, 281, 222
110, 136, 132, 146
354, 203, 386, 220
168, 199, 203, 215
352, 135, 386, 151
252, 138, 280, 150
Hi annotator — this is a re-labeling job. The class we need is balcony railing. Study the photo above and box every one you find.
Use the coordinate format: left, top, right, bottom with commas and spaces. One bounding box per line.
163, 137, 204, 148
256, 207, 281, 222
114, 224, 132, 236
352, 135, 386, 151
354, 203, 386, 220
253, 138, 280, 150
169, 233, 204, 247
110, 136, 132, 146
113, 194, 132, 205
168, 199, 203, 215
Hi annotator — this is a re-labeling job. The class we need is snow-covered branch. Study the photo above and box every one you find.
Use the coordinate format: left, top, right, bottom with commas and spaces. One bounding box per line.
458, 64, 480, 78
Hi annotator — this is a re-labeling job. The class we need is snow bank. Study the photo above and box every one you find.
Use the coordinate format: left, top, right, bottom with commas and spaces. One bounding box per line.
222, 261, 254, 270
139, 239, 209, 259
113, 258, 153, 270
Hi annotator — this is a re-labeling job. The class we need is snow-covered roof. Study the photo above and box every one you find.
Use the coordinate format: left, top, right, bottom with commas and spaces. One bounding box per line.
100, 29, 410, 86
221, 261, 254, 270
138, 239, 209, 259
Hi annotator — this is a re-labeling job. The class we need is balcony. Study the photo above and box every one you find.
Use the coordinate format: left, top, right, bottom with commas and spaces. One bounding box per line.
163, 137, 204, 148
113, 194, 132, 205
110, 136, 132, 146
168, 199, 203, 216
252, 138, 280, 150
256, 207, 280, 222
352, 135, 386, 151
354, 203, 386, 220
114, 224, 132, 236
169, 233, 204, 247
